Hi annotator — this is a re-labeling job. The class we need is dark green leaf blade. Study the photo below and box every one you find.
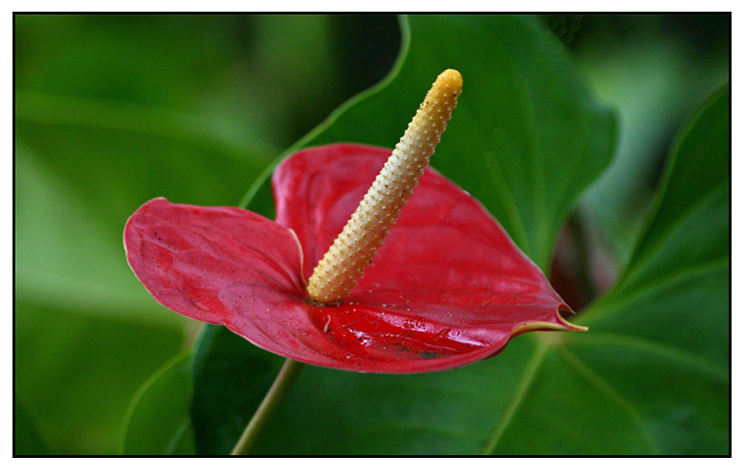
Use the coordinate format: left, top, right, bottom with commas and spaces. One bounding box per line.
565, 333, 729, 455
191, 325, 284, 455
616, 84, 730, 301
302, 15, 616, 271
122, 353, 197, 455
244, 337, 540, 455
580, 84, 730, 362
484, 342, 658, 455
571, 84, 731, 455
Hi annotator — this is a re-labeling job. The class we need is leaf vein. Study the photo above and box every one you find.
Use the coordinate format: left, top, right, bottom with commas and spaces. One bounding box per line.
569, 332, 729, 381
619, 181, 729, 290
580, 256, 729, 324
557, 348, 660, 454
480, 341, 548, 454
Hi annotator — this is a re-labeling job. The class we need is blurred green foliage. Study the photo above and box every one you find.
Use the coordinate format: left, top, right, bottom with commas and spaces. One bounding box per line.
567, 14, 729, 269
14, 14, 728, 455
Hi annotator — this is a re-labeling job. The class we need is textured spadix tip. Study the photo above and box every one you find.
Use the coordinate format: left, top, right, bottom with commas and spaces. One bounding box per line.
436, 68, 463, 93
307, 69, 463, 304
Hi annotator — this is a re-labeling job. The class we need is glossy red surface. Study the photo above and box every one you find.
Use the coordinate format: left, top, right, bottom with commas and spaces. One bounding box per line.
125, 144, 580, 373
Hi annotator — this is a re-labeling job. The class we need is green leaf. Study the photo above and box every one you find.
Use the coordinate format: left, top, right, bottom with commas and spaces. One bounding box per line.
15, 94, 273, 299
245, 15, 616, 271
122, 353, 197, 455
15, 135, 193, 454
191, 323, 285, 455
191, 15, 619, 455
568, 84, 730, 454
241, 338, 542, 455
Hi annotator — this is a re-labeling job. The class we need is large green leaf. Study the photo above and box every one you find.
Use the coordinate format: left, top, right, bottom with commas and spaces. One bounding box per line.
568, 85, 730, 454
489, 85, 730, 455
121, 353, 196, 455
250, 15, 615, 270
191, 80, 728, 455
14, 92, 274, 306
190, 15, 620, 454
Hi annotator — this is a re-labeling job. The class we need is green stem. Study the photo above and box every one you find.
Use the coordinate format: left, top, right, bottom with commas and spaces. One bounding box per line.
230, 359, 305, 455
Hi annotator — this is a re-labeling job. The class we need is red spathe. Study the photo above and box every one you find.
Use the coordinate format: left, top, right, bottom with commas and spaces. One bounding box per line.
125, 144, 580, 373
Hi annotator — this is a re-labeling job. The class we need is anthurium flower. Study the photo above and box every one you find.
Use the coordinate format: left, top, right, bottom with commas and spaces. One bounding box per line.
125, 70, 583, 373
